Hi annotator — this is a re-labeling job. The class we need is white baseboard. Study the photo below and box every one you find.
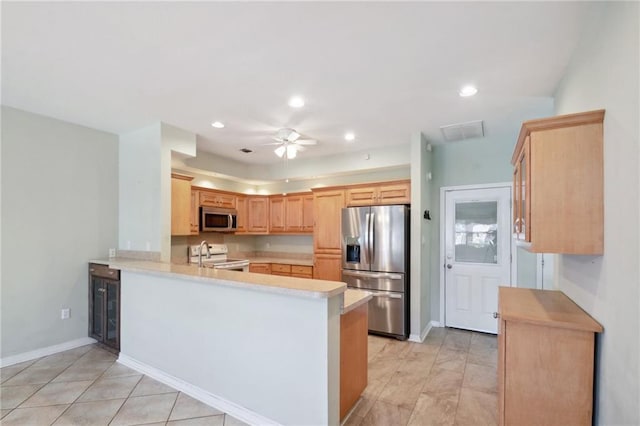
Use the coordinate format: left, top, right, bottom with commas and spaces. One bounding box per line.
0, 337, 97, 368
408, 321, 441, 343
118, 353, 279, 426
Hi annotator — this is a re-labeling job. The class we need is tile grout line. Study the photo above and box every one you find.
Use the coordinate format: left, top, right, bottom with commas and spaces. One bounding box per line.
10, 347, 92, 416
165, 390, 181, 423
406, 334, 445, 426
46, 346, 119, 425
107, 372, 146, 425
451, 336, 471, 426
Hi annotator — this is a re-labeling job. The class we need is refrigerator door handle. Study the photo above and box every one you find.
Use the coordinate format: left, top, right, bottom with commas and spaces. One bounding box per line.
342, 270, 403, 280
363, 213, 370, 265
370, 292, 403, 299
369, 212, 375, 265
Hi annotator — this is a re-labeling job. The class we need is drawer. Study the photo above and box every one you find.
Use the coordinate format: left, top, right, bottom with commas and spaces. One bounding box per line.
89, 263, 120, 280
249, 263, 271, 274
291, 273, 312, 279
291, 265, 312, 275
271, 264, 292, 274
271, 272, 291, 277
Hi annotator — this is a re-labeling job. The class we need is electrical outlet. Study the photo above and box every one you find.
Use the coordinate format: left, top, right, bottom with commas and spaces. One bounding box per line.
61, 308, 70, 320
109, 248, 116, 258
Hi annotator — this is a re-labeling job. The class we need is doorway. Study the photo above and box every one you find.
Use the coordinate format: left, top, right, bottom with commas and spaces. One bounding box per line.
441, 184, 512, 334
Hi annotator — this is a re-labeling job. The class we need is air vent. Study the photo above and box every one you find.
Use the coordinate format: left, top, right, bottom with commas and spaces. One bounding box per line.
239, 148, 253, 153
440, 120, 484, 142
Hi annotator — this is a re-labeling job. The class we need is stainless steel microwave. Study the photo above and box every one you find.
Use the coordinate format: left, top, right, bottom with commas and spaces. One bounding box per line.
200, 207, 238, 232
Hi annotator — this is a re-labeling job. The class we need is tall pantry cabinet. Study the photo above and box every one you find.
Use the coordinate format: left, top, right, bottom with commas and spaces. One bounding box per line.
312, 188, 345, 281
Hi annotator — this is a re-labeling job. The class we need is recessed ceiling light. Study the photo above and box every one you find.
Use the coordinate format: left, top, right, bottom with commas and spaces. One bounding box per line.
288, 96, 305, 108
459, 85, 478, 97
211, 121, 225, 128
344, 132, 356, 141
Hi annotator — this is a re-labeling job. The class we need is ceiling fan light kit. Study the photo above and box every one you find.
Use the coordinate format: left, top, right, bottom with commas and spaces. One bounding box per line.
274, 144, 298, 159
270, 127, 317, 159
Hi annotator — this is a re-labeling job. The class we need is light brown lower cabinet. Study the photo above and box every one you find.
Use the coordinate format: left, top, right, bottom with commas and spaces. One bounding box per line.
313, 254, 342, 281
248, 263, 271, 274
340, 303, 368, 421
270, 263, 291, 276
498, 287, 603, 426
248, 262, 313, 279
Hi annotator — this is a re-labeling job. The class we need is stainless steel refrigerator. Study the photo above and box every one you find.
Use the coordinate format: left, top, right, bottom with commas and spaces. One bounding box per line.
341, 205, 409, 339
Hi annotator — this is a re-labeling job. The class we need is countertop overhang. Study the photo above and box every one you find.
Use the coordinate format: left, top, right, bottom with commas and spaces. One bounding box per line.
91, 258, 347, 300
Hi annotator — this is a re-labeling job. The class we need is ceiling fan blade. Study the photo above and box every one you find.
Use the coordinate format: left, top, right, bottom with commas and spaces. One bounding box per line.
261, 142, 284, 146
271, 136, 284, 142
295, 139, 317, 145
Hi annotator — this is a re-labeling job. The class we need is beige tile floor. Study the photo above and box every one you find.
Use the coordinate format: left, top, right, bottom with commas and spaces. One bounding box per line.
347, 327, 498, 426
0, 345, 248, 426
1, 327, 496, 426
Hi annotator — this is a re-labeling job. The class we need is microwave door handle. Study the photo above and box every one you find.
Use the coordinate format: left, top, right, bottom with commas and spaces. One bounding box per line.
228, 214, 233, 230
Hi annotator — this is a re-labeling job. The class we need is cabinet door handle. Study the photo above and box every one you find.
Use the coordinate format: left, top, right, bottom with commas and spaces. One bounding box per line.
493, 312, 500, 319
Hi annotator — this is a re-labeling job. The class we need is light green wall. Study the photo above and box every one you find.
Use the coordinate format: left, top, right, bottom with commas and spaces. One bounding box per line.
183, 144, 410, 184
119, 124, 162, 253
1, 107, 118, 358
428, 130, 553, 321
553, 2, 639, 423
120, 124, 196, 261
409, 132, 433, 340
515, 247, 538, 289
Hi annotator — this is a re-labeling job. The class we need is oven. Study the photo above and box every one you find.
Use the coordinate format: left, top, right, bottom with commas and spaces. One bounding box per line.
189, 244, 249, 272
208, 260, 250, 272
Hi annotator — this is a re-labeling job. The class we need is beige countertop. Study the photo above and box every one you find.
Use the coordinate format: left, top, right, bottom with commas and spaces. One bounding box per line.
90, 258, 345, 300
343, 289, 372, 314
247, 257, 314, 267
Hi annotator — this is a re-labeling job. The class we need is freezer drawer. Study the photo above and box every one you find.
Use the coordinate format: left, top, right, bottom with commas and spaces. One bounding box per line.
342, 269, 405, 293
364, 288, 406, 337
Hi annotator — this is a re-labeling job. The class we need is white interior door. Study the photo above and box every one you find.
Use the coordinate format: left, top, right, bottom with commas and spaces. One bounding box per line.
444, 186, 511, 334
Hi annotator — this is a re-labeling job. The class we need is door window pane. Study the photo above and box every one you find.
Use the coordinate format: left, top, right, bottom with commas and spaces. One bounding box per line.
455, 201, 498, 264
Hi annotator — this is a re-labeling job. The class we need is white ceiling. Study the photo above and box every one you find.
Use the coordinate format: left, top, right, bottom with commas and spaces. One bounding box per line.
2, 2, 598, 165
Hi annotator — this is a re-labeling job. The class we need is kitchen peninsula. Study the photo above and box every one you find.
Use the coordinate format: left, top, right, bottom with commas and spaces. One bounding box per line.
95, 259, 370, 425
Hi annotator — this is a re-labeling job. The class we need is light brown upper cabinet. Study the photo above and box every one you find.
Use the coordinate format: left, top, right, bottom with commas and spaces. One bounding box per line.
345, 180, 410, 206
512, 109, 604, 254
199, 189, 237, 209
190, 189, 200, 234
312, 188, 345, 254
235, 195, 247, 233
171, 173, 194, 236
247, 196, 269, 234
269, 196, 286, 233
302, 194, 314, 233
286, 194, 314, 234
268, 193, 314, 234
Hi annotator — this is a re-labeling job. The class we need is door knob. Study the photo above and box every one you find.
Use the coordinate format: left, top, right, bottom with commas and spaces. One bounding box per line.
446, 264, 453, 269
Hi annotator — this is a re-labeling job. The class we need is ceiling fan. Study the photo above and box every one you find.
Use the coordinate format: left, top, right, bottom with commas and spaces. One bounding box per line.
265, 128, 317, 159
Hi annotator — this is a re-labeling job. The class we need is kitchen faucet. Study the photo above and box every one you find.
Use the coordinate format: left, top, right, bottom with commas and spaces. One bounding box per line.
198, 240, 211, 267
